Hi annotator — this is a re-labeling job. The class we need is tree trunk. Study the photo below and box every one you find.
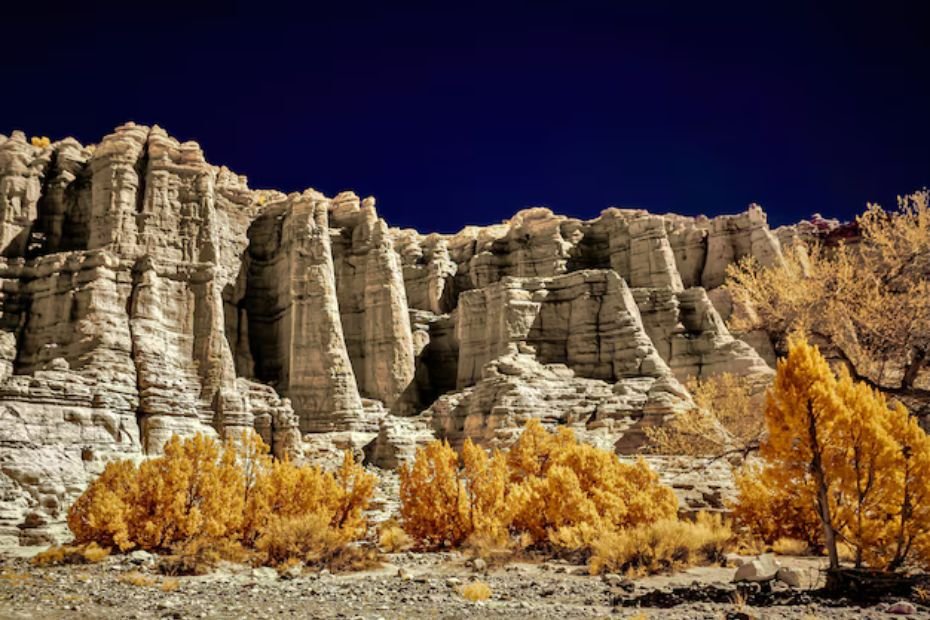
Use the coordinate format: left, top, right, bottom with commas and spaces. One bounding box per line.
808, 400, 840, 570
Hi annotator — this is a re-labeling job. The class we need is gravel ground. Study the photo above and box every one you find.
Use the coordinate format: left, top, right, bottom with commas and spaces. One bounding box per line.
0, 551, 926, 619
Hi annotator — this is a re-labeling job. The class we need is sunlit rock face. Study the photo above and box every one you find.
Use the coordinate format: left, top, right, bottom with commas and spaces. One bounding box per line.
0, 124, 782, 543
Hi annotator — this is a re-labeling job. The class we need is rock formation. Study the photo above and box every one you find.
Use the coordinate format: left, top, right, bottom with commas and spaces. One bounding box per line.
0, 124, 786, 544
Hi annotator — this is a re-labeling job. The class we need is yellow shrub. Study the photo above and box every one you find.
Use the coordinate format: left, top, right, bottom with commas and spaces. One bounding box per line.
399, 439, 508, 549
400, 420, 678, 555
255, 514, 344, 566
30, 136, 50, 148
772, 537, 811, 556
460, 581, 491, 602
645, 373, 766, 457
68, 432, 376, 570
245, 449, 375, 566
276, 557, 303, 576
160, 577, 180, 592
730, 464, 823, 550
378, 520, 413, 553
161, 536, 251, 576
508, 421, 678, 550
68, 459, 137, 551
588, 513, 731, 575
132, 434, 246, 551
118, 570, 156, 587
32, 543, 110, 566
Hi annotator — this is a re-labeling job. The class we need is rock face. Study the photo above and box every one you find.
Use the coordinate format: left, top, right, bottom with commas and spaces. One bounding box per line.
0, 124, 782, 544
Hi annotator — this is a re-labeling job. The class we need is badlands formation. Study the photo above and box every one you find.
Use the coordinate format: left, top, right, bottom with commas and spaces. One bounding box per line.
0, 124, 794, 546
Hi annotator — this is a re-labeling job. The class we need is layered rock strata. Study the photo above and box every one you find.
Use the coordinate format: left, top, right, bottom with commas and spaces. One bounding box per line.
0, 124, 792, 542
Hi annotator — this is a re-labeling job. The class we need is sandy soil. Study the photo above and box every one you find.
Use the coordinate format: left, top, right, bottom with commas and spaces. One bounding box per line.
0, 550, 925, 619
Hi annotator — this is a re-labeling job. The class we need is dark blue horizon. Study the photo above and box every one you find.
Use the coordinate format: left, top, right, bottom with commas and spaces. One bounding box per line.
4, 0, 928, 233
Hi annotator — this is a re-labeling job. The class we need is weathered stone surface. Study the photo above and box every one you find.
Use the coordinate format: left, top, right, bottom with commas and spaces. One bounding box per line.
330, 193, 416, 412
0, 123, 795, 544
0, 124, 299, 543
239, 190, 364, 433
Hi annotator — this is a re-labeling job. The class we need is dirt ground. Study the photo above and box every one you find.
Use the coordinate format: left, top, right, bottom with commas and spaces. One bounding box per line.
0, 549, 925, 619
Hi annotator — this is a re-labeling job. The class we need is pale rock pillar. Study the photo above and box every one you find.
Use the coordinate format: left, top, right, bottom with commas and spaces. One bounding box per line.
363, 218, 416, 408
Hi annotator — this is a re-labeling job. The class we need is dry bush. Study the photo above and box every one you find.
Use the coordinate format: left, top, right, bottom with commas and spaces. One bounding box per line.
645, 373, 766, 457
400, 419, 680, 560
68, 432, 376, 570
730, 465, 823, 550
588, 512, 732, 575
68, 435, 245, 552
0, 571, 30, 586
771, 537, 811, 556
378, 520, 413, 553
275, 557, 302, 576
159, 537, 252, 576
30, 136, 50, 148
255, 514, 344, 566
507, 421, 678, 552
460, 580, 492, 602
463, 531, 521, 566
67, 459, 137, 551
325, 546, 381, 573
118, 570, 156, 587
160, 577, 180, 592
399, 438, 508, 550
32, 543, 110, 566
244, 449, 375, 567
727, 190, 930, 409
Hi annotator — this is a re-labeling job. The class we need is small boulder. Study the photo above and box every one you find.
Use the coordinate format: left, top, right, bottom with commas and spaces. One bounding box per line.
775, 567, 802, 588
601, 573, 624, 587
733, 554, 780, 583
887, 601, 917, 615
251, 567, 278, 582
602, 573, 635, 592
471, 558, 487, 572
128, 550, 154, 565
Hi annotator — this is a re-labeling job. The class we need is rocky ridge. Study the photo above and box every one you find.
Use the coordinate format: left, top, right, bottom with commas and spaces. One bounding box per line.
0, 124, 787, 545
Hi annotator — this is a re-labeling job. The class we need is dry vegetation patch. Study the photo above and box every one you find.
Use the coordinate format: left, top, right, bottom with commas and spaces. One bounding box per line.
67, 432, 376, 571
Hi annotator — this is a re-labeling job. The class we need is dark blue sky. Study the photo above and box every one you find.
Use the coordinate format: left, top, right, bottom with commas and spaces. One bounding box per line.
5, 1, 928, 232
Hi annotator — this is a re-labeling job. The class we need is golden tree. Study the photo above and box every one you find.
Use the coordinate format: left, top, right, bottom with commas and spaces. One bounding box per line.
735, 334, 930, 570
879, 403, 930, 570
727, 190, 930, 413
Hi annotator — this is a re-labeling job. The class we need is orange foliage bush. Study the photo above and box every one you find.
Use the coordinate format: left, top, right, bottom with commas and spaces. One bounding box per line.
731, 465, 823, 550
399, 420, 680, 557
508, 421, 678, 550
399, 438, 509, 549
67, 432, 376, 568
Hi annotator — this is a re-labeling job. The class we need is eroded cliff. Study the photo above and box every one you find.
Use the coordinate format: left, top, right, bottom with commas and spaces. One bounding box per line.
0, 124, 784, 544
